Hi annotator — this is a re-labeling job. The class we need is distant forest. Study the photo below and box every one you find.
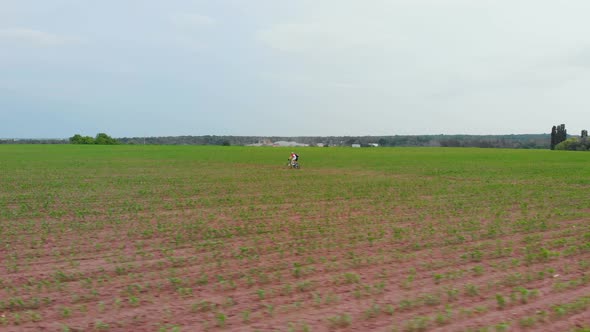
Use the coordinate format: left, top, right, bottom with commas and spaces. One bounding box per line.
1, 134, 550, 149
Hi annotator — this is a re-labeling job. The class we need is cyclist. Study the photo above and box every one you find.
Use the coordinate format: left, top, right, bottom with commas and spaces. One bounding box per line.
290, 152, 299, 166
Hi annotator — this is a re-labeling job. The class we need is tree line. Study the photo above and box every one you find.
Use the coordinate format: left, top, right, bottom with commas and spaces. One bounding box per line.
116, 134, 550, 149
551, 124, 590, 151
69, 133, 119, 145
1, 133, 552, 149
4, 126, 588, 150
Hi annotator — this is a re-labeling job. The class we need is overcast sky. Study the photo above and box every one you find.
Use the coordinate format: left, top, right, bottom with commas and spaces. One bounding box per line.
1, 0, 590, 138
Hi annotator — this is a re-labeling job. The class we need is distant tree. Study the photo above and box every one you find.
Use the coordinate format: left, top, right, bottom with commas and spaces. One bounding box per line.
559, 124, 567, 143
95, 133, 119, 145
70, 134, 82, 144
440, 139, 461, 147
555, 137, 585, 151
550, 126, 557, 150
69, 134, 95, 144
554, 128, 590, 151
69, 133, 118, 145
551, 124, 567, 150
345, 138, 356, 145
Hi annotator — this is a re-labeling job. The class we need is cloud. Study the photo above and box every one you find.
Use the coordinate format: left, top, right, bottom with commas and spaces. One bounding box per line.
565, 46, 590, 69
169, 13, 216, 28
257, 1, 590, 94
0, 28, 75, 47
251, 1, 590, 135
256, 18, 395, 54
166, 13, 216, 51
258, 1, 590, 60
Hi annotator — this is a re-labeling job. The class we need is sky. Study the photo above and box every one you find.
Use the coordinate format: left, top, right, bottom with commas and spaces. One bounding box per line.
1, 0, 590, 138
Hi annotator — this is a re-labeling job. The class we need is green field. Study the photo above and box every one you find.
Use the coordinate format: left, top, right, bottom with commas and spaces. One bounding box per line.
1, 145, 589, 331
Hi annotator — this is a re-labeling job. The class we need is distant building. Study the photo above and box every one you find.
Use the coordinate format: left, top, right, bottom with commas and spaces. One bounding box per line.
369, 143, 379, 147
247, 139, 288, 147
273, 141, 309, 147
352, 144, 361, 148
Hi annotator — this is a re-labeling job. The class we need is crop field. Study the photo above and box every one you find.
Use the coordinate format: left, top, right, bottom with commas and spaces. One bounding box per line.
1, 145, 590, 332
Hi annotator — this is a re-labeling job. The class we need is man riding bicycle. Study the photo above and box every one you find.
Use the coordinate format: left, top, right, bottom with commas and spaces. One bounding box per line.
290, 152, 299, 166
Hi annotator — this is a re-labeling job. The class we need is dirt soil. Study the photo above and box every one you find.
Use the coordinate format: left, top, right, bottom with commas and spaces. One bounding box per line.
1, 202, 589, 332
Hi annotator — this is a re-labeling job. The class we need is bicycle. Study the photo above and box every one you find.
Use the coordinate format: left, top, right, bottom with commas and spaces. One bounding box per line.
287, 159, 300, 169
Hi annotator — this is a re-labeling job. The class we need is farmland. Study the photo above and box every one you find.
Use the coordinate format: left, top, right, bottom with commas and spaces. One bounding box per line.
1, 145, 589, 331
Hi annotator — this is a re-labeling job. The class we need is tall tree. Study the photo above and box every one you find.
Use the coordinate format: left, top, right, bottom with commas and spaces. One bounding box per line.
559, 124, 567, 143
551, 124, 567, 150
550, 125, 557, 150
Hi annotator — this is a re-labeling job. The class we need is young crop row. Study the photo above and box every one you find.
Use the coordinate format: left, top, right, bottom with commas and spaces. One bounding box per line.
1, 145, 589, 331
